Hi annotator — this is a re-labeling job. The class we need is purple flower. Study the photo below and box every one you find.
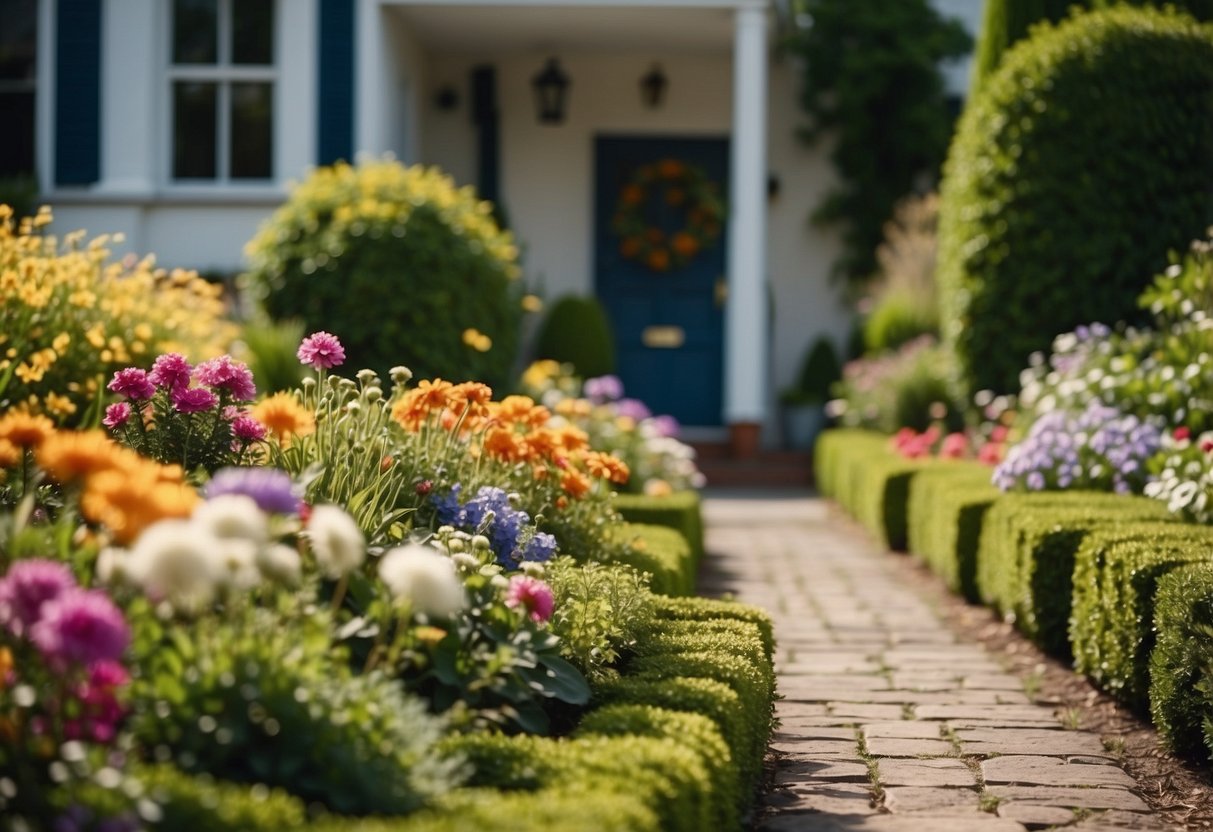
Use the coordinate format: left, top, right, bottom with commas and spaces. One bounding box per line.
649, 414, 681, 438
102, 402, 132, 429
148, 353, 193, 391
170, 386, 219, 414
231, 415, 268, 443
614, 398, 652, 422
30, 587, 130, 667
297, 331, 346, 369
0, 559, 76, 637
107, 368, 156, 401
206, 467, 299, 514
584, 375, 624, 404
195, 355, 257, 402
515, 531, 557, 564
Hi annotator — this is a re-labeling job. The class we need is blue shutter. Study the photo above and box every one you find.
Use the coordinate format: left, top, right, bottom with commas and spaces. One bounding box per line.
317, 0, 355, 165
54, 0, 102, 185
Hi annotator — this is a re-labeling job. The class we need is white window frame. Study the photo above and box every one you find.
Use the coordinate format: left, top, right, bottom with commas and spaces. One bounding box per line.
164, 0, 278, 187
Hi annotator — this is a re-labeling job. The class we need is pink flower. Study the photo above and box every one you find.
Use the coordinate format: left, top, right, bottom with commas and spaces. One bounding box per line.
148, 353, 193, 391
70, 659, 130, 744
107, 367, 156, 400
195, 355, 257, 402
231, 414, 268, 443
102, 402, 132, 429
504, 575, 554, 623
30, 587, 129, 666
1174, 426, 1192, 442
297, 331, 346, 369
0, 559, 76, 637
171, 387, 219, 414
940, 433, 969, 459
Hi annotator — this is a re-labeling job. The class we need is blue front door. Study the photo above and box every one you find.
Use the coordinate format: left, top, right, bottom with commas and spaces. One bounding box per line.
594, 136, 728, 427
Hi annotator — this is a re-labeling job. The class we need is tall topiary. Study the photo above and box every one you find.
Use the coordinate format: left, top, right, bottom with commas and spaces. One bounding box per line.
533, 295, 616, 378
242, 160, 523, 389
937, 6, 1213, 399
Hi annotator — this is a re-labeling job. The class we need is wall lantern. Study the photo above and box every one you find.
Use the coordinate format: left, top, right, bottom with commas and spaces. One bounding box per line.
531, 57, 570, 124
640, 64, 668, 109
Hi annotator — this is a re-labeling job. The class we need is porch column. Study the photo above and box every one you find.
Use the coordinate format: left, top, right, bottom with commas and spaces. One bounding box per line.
724, 3, 768, 455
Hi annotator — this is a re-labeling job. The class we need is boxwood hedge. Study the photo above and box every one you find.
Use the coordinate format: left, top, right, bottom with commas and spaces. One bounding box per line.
1150, 562, 1213, 761
906, 461, 999, 600
937, 5, 1213, 397
604, 521, 694, 596
613, 491, 704, 568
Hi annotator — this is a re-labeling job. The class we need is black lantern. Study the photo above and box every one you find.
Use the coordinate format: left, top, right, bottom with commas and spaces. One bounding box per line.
640, 64, 667, 109
531, 57, 570, 124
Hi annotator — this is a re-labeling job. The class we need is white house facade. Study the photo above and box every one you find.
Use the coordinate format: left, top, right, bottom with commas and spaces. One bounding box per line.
8, 0, 980, 450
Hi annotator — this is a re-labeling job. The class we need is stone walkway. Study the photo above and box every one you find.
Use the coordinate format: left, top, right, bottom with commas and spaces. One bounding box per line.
701, 491, 1170, 832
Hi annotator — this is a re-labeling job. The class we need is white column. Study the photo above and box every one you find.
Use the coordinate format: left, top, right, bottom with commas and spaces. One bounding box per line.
100, 0, 160, 194
724, 3, 768, 426
356, 0, 387, 157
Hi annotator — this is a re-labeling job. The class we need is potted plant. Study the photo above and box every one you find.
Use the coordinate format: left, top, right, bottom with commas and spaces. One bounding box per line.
780, 336, 841, 449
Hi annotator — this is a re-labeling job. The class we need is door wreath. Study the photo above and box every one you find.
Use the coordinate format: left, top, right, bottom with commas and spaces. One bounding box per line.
611, 158, 724, 273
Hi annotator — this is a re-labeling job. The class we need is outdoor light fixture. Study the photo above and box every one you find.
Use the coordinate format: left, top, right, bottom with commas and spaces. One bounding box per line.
640, 64, 668, 109
532, 57, 570, 124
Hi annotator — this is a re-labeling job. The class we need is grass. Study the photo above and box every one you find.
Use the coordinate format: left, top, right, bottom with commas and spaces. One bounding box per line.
1060, 707, 1084, 730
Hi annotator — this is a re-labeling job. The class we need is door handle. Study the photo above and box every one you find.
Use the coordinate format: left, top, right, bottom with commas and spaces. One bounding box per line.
715, 276, 728, 308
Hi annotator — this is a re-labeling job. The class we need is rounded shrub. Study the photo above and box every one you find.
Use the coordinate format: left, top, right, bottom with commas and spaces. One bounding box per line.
532, 295, 615, 378
242, 160, 523, 389
937, 6, 1213, 398
862, 291, 937, 354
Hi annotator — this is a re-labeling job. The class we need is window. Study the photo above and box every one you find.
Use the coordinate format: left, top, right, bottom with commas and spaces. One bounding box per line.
0, 0, 37, 178
169, 0, 275, 182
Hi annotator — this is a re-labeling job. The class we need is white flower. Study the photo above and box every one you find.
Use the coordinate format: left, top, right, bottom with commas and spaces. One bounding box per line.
95, 547, 130, 586
126, 519, 222, 611
211, 538, 262, 590
257, 543, 302, 587
192, 495, 268, 545
306, 505, 366, 578
377, 544, 466, 618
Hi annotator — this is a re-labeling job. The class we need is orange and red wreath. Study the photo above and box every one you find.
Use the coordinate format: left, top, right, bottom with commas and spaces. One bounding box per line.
611, 158, 725, 272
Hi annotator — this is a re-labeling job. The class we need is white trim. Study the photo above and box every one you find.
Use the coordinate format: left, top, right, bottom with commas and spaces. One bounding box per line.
36, 0, 55, 193
381, 0, 767, 7
723, 3, 768, 425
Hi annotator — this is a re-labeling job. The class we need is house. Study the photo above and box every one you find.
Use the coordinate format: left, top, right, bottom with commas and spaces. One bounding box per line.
4, 0, 980, 453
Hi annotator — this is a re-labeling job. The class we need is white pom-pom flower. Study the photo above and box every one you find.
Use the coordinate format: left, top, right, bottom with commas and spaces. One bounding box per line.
306, 505, 366, 578
378, 543, 466, 619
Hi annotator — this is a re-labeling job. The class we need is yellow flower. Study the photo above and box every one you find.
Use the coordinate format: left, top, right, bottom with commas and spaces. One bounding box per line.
252, 392, 316, 445
521, 294, 543, 313
51, 332, 71, 353
521, 360, 561, 390
461, 328, 492, 352
44, 393, 77, 418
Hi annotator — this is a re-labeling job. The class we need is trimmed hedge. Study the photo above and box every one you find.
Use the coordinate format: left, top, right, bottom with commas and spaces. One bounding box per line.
1071, 524, 1213, 711
813, 428, 887, 501
614, 491, 704, 570
975, 492, 1173, 656
906, 461, 1000, 600
604, 521, 694, 596
938, 5, 1213, 397
1151, 562, 1213, 761
651, 595, 776, 664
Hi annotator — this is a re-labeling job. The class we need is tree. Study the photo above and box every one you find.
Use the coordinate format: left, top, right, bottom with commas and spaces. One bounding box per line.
785, 0, 970, 289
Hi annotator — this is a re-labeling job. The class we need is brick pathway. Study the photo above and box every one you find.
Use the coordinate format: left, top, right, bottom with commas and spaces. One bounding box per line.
701, 491, 1170, 832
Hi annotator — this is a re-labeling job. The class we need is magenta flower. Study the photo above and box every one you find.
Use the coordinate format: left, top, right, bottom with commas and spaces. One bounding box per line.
69, 659, 130, 744
171, 386, 219, 414
297, 331, 346, 369
0, 559, 76, 637
30, 587, 130, 666
195, 355, 257, 402
504, 575, 555, 623
107, 367, 156, 401
102, 402, 132, 429
148, 353, 193, 391
231, 414, 268, 443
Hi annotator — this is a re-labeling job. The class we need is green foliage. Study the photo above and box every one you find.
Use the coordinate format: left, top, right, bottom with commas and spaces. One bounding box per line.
138, 765, 310, 832
782, 336, 841, 405
532, 295, 616, 379
651, 595, 775, 665
604, 521, 694, 596
613, 491, 704, 568
829, 338, 965, 433
0, 177, 39, 220
975, 492, 1175, 656
544, 557, 656, 683
938, 6, 1213, 398
813, 428, 887, 499
236, 316, 307, 395
862, 291, 938, 355
906, 462, 1000, 601
785, 0, 970, 285
243, 160, 523, 389
1070, 524, 1213, 709
1150, 562, 1213, 761
128, 604, 459, 815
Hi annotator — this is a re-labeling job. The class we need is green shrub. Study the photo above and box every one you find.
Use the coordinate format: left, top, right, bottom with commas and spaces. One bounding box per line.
782, 336, 841, 404
938, 5, 1213, 397
604, 521, 694, 596
613, 491, 704, 568
139, 765, 310, 831
577, 705, 739, 831
1070, 524, 1213, 710
1150, 562, 1213, 761
236, 315, 307, 394
532, 295, 616, 379
813, 428, 887, 499
906, 462, 999, 600
975, 492, 1174, 656
855, 454, 936, 551
652, 596, 775, 663
243, 160, 523, 389
390, 783, 661, 832
829, 338, 965, 433
863, 290, 938, 354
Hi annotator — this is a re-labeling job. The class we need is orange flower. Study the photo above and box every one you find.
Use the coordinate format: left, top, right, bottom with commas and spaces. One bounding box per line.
658, 159, 685, 179
531, 464, 550, 482
524, 428, 562, 462
554, 425, 590, 454
495, 395, 537, 425
392, 379, 455, 430
555, 495, 569, 510
583, 451, 630, 485
560, 469, 591, 499
483, 426, 529, 464
555, 398, 593, 419
664, 188, 686, 207
450, 381, 493, 413
0, 440, 19, 469
0, 412, 54, 449
646, 249, 670, 271
81, 466, 199, 544
413, 379, 455, 412
645, 228, 666, 244
620, 237, 642, 259
621, 184, 646, 206
36, 430, 129, 483
252, 392, 316, 445
671, 232, 699, 259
